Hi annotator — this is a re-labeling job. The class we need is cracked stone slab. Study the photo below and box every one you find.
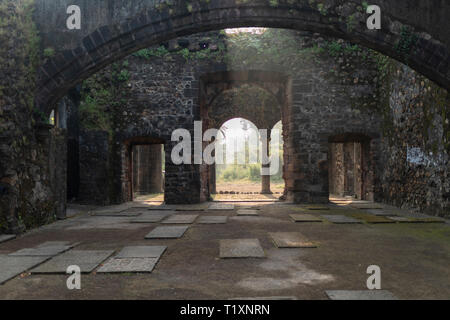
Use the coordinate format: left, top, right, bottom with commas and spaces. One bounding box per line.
30, 250, 114, 273
0, 255, 49, 284
97, 257, 159, 273
269, 232, 317, 248
325, 290, 398, 300
289, 214, 323, 223
320, 215, 362, 224
145, 226, 189, 239
220, 239, 265, 258
209, 203, 235, 211
115, 246, 166, 259
197, 216, 228, 224
0, 235, 16, 244
237, 210, 259, 216
162, 214, 198, 224
130, 211, 173, 223
9, 244, 75, 257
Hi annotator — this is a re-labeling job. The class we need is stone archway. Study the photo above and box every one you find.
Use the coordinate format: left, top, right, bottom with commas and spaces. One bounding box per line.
199, 70, 290, 198
35, 0, 450, 114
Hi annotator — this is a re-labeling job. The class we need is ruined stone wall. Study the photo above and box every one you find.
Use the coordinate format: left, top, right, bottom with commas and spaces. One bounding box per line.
78, 130, 110, 205
75, 30, 385, 205
0, 0, 64, 233
378, 63, 449, 217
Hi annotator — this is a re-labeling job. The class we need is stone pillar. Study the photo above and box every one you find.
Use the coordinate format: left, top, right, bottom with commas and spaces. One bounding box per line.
261, 130, 272, 194
49, 128, 67, 220
209, 163, 217, 194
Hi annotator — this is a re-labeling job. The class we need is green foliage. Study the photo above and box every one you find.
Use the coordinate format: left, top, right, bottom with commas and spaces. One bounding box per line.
346, 14, 357, 32
395, 26, 418, 58
317, 3, 327, 16
132, 46, 170, 60
362, 1, 369, 11
43, 47, 55, 57
79, 59, 131, 133
0, 0, 41, 113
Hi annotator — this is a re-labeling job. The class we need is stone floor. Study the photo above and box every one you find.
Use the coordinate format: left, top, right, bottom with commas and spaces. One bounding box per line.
0, 198, 449, 300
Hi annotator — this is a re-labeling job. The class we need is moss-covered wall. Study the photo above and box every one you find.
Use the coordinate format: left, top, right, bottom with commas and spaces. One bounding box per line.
0, 0, 62, 233
377, 60, 449, 218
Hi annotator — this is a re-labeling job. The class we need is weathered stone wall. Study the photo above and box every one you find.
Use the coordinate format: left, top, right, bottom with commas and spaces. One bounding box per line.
74, 30, 385, 205
377, 63, 449, 217
0, 0, 65, 233
78, 130, 110, 205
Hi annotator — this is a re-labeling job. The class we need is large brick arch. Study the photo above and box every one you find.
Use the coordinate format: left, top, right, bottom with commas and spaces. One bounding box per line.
36, 0, 450, 114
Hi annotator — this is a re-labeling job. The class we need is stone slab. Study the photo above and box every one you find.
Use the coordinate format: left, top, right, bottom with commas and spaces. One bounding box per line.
239, 207, 261, 210
130, 212, 173, 223
91, 205, 129, 214
407, 218, 445, 223
97, 257, 158, 273
122, 207, 153, 213
197, 216, 228, 224
30, 250, 114, 273
289, 214, 323, 223
145, 226, 189, 239
320, 215, 362, 224
230, 296, 297, 300
209, 203, 235, 211
9, 245, 73, 257
162, 214, 198, 224
304, 206, 330, 210
115, 246, 166, 259
367, 209, 395, 216
0, 255, 49, 284
269, 232, 317, 248
0, 235, 16, 244
386, 216, 412, 222
220, 239, 265, 258
325, 290, 398, 300
351, 204, 384, 209
237, 210, 259, 216
147, 205, 178, 211
92, 211, 142, 217
175, 205, 206, 211
36, 241, 74, 248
